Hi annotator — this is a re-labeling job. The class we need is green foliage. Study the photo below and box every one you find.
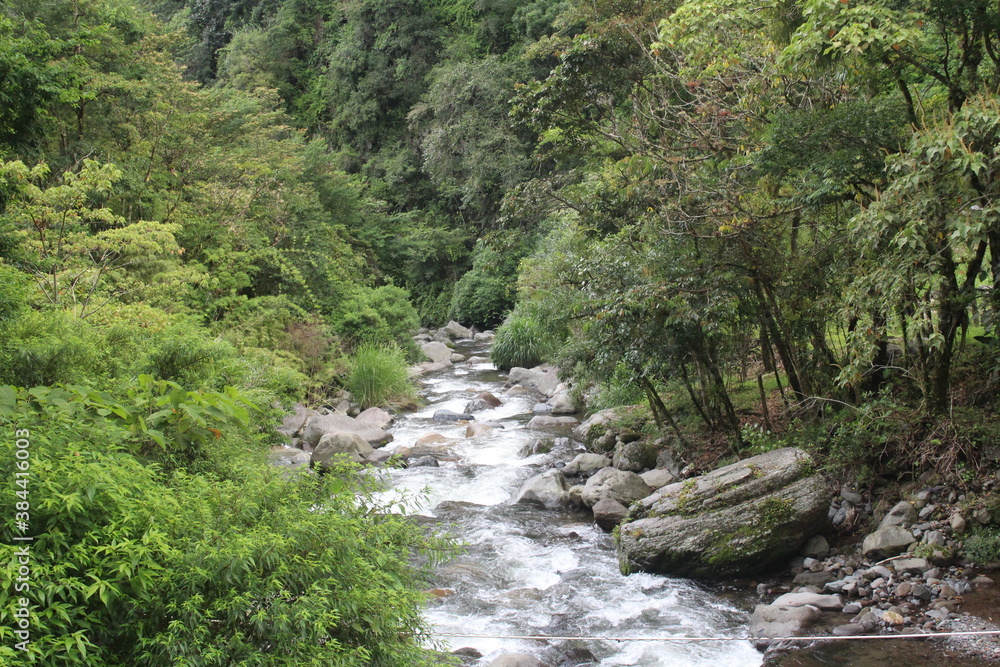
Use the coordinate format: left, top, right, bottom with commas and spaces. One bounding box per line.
0, 310, 103, 387
0, 386, 447, 664
332, 285, 421, 357
963, 525, 1000, 564
346, 343, 417, 409
450, 240, 522, 328
0, 263, 28, 324
490, 310, 555, 370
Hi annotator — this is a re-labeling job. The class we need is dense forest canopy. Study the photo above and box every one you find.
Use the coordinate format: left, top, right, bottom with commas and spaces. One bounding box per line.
3, 0, 1000, 662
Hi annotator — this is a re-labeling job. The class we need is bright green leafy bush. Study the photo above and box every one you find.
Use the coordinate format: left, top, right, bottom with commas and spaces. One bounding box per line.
0, 382, 448, 665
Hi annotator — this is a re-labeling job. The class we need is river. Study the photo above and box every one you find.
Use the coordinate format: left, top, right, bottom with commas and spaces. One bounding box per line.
377, 338, 764, 666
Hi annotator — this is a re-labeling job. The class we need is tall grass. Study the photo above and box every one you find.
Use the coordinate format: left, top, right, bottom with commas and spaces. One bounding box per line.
491, 314, 550, 371
346, 343, 416, 408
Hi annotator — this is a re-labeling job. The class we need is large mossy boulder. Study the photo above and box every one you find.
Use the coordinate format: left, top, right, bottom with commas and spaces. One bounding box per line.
616, 447, 830, 579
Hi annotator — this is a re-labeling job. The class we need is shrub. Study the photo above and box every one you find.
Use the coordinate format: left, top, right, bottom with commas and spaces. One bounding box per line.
0, 383, 448, 665
0, 310, 103, 386
450, 242, 519, 328
490, 312, 552, 371
963, 525, 1000, 564
332, 285, 420, 358
346, 343, 416, 409
141, 321, 237, 389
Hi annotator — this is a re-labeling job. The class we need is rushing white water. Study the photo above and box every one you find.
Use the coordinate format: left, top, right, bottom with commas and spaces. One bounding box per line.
384, 340, 763, 666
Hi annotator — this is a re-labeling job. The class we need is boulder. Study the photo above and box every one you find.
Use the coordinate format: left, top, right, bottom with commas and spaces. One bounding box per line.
771, 592, 843, 610
441, 320, 475, 340
750, 604, 821, 643
475, 391, 502, 408
526, 415, 579, 430
410, 361, 451, 377
466, 422, 502, 438
640, 468, 679, 490
355, 407, 393, 431
511, 470, 571, 509
421, 341, 453, 365
466, 355, 491, 364
416, 432, 452, 445
862, 525, 915, 559
474, 331, 494, 341
801, 535, 830, 559
506, 366, 561, 396
617, 447, 830, 579
891, 557, 930, 575
572, 409, 620, 445
880, 501, 918, 528
464, 399, 495, 413
301, 412, 392, 448
563, 453, 612, 477
312, 432, 375, 469
612, 440, 657, 472
408, 456, 439, 468
548, 391, 578, 414
268, 447, 310, 468
277, 403, 310, 440
592, 497, 629, 532
581, 467, 652, 508
433, 409, 475, 422
451, 353, 466, 363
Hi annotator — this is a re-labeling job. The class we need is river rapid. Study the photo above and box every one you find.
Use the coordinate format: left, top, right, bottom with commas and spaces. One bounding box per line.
377, 339, 763, 666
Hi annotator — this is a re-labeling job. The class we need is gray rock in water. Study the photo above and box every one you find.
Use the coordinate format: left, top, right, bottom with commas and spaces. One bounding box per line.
511, 469, 571, 509
355, 407, 393, 431
833, 623, 865, 636
533, 403, 554, 414
466, 421, 501, 438
506, 366, 561, 396
302, 412, 392, 447
433, 409, 475, 422
421, 341, 454, 365
862, 525, 915, 559
408, 456, 439, 468
880, 500, 918, 528
617, 448, 830, 579
464, 399, 495, 413
750, 604, 821, 644
441, 320, 474, 340
526, 415, 579, 429
311, 432, 375, 470
581, 467, 652, 508
592, 497, 629, 532
563, 453, 612, 477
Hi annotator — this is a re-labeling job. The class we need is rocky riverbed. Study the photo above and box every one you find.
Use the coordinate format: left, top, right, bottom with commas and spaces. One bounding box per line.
270, 321, 1000, 666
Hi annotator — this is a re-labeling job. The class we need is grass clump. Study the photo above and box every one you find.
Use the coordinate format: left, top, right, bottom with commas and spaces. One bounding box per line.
346, 343, 416, 409
963, 525, 1000, 564
491, 313, 551, 371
